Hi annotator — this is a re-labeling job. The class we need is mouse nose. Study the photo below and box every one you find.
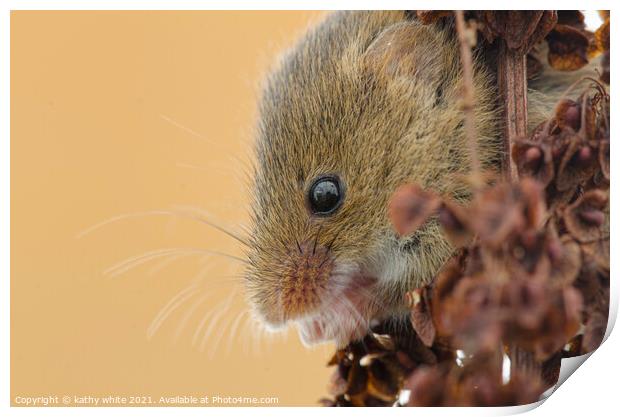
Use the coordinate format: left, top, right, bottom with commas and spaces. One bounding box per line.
279, 239, 334, 320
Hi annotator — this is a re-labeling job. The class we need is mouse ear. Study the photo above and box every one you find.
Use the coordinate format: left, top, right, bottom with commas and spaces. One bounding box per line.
362, 21, 446, 81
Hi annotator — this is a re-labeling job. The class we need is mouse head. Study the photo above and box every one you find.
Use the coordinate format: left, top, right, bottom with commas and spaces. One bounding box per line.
245, 11, 498, 346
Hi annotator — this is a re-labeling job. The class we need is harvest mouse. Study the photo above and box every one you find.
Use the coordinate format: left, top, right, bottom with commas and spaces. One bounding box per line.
244, 11, 597, 347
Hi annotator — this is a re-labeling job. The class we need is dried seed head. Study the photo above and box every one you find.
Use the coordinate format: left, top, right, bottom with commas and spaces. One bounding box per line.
547, 24, 590, 70
563, 190, 608, 242
389, 184, 442, 237
512, 140, 555, 186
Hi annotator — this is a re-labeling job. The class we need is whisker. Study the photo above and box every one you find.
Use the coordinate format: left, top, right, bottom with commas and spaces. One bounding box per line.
312, 224, 324, 255
76, 210, 178, 239
192, 305, 220, 347
147, 284, 201, 340
147, 253, 188, 276
226, 309, 250, 352
194, 287, 238, 350
199, 294, 237, 352
104, 248, 201, 277
338, 295, 367, 331
104, 247, 247, 278
159, 114, 209, 142
239, 313, 254, 356
206, 301, 245, 359
170, 264, 226, 342
76, 208, 249, 248
248, 315, 264, 357
326, 229, 341, 252
295, 238, 303, 254
172, 290, 212, 343
171, 205, 250, 248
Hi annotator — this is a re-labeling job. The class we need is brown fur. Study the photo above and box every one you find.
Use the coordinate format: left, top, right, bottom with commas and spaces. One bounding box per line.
244, 11, 599, 345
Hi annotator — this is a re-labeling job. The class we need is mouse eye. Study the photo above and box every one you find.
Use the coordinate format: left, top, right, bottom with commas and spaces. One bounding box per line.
308, 175, 344, 215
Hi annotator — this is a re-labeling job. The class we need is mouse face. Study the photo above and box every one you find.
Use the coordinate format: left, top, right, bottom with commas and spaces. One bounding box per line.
245, 11, 499, 346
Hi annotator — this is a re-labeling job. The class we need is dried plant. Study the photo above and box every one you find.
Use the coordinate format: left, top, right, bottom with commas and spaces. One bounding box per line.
322, 10, 609, 407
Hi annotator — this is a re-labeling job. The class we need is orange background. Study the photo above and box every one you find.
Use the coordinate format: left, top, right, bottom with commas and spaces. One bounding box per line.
11, 11, 332, 406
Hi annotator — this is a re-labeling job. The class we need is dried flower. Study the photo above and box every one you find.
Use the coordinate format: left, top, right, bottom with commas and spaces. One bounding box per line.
389, 184, 441, 237
563, 190, 608, 242
547, 24, 590, 70
477, 11, 557, 53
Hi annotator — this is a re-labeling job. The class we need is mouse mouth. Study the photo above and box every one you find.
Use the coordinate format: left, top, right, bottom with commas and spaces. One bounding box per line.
247, 240, 384, 346
294, 267, 379, 346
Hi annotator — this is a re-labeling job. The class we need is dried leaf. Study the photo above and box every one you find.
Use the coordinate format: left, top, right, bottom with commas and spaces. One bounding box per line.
441, 276, 503, 353
519, 177, 548, 228
505, 230, 551, 279
407, 287, 436, 347
327, 370, 348, 397
501, 278, 548, 330
563, 190, 608, 242
555, 98, 581, 131
547, 234, 582, 287
389, 184, 442, 237
581, 238, 610, 273
432, 253, 466, 311
512, 139, 554, 186
547, 24, 590, 71
556, 136, 598, 192
404, 366, 446, 406
582, 310, 607, 353
471, 185, 524, 248
557, 10, 586, 30
437, 201, 473, 248
345, 361, 367, 397
563, 334, 583, 358
541, 351, 562, 389
366, 358, 402, 402
579, 93, 597, 142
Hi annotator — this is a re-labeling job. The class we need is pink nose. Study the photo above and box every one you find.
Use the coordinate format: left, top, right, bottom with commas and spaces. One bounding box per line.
279, 240, 334, 320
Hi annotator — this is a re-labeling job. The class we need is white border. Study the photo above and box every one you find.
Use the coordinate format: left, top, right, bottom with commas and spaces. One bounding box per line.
2, 2, 617, 417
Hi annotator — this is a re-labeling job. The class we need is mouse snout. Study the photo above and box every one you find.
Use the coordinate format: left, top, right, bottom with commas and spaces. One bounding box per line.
278, 239, 334, 321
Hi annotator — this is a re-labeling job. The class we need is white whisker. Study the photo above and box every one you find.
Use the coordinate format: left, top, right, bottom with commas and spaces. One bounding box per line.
147, 253, 191, 276
147, 284, 201, 340
76, 208, 249, 248
104, 247, 246, 278
199, 289, 238, 352
104, 248, 200, 277
206, 305, 238, 360
172, 290, 212, 343
159, 114, 208, 141
225, 309, 250, 353
192, 287, 238, 349
169, 263, 218, 342
171, 205, 249, 247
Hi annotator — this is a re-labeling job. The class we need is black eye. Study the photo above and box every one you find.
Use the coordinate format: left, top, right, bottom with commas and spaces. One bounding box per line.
308, 175, 344, 215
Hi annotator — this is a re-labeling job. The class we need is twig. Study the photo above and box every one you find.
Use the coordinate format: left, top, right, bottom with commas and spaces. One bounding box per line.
454, 10, 482, 189
495, 17, 540, 377
497, 40, 528, 181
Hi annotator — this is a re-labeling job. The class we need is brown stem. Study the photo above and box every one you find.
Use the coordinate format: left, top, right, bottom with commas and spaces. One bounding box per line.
497, 40, 527, 182
497, 37, 541, 378
454, 11, 481, 188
